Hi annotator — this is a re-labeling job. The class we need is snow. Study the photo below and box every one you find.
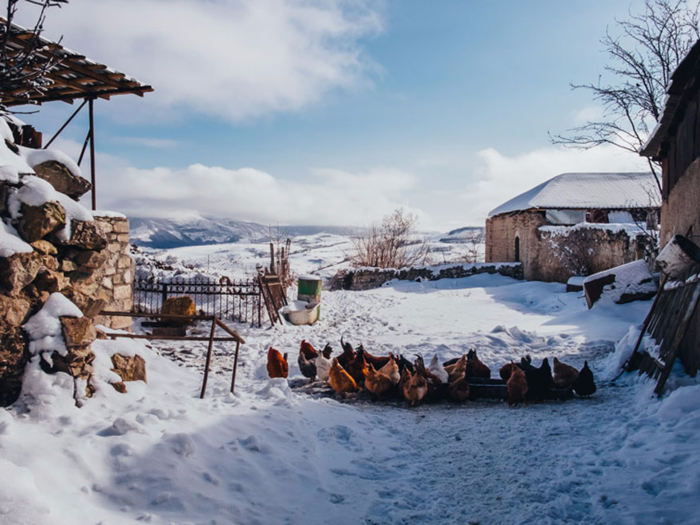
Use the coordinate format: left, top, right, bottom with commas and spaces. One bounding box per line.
93, 210, 127, 219
21, 146, 83, 180
7, 175, 93, 241
540, 221, 647, 239
488, 172, 660, 217
2, 236, 699, 525
0, 219, 33, 257
584, 259, 657, 304
23, 293, 84, 358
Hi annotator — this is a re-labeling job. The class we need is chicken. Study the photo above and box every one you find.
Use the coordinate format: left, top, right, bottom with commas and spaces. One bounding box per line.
415, 355, 445, 400
397, 355, 415, 375
507, 362, 528, 406
300, 340, 319, 359
328, 358, 358, 394
520, 356, 553, 400
297, 340, 319, 381
446, 355, 467, 383
466, 349, 491, 379
428, 354, 449, 384
358, 345, 392, 370
266, 347, 289, 378
337, 337, 356, 369
400, 368, 428, 407
378, 355, 400, 386
365, 364, 394, 398
321, 343, 333, 359
315, 353, 332, 382
553, 357, 579, 389
346, 352, 369, 386
572, 361, 596, 397
448, 373, 470, 402
499, 362, 519, 381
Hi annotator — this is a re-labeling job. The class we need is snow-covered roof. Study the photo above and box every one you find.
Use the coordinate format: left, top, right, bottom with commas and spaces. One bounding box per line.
488, 172, 659, 218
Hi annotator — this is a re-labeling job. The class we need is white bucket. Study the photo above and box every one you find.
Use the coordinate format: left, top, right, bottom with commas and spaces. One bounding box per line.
655, 235, 700, 279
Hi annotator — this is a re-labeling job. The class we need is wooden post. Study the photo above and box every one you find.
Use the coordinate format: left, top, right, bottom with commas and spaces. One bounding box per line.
199, 316, 218, 399
88, 97, 97, 211
161, 282, 168, 308
231, 340, 241, 394
270, 242, 276, 274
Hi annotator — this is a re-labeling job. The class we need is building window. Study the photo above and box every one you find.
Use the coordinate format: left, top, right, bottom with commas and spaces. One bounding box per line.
515, 236, 520, 262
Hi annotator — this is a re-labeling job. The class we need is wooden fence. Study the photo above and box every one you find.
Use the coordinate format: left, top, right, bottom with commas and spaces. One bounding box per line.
133, 276, 263, 327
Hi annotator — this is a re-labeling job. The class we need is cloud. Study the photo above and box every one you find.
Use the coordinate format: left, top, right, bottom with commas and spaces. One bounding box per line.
21, 0, 383, 122
112, 137, 183, 149
454, 145, 651, 226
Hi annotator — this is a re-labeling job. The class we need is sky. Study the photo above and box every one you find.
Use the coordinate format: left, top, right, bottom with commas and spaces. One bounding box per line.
16, 0, 651, 231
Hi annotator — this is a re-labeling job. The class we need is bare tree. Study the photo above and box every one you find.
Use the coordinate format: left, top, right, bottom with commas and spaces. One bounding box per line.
351, 209, 430, 269
1, 0, 68, 110
551, 0, 700, 191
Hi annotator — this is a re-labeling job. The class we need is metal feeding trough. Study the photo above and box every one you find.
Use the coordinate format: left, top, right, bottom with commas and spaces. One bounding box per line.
282, 275, 322, 325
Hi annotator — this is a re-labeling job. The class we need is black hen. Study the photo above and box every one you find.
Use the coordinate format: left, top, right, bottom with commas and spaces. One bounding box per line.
520, 356, 553, 400
573, 361, 596, 397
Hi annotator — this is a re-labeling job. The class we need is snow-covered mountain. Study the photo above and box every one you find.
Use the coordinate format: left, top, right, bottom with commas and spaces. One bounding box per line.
129, 216, 359, 248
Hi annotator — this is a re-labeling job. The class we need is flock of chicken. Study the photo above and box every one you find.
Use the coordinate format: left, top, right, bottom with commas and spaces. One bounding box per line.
266, 338, 596, 407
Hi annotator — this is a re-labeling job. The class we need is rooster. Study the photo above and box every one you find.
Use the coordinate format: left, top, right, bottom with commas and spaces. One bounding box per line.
358, 344, 392, 369
321, 343, 333, 359
553, 357, 579, 389
338, 337, 356, 369
466, 349, 491, 379
415, 355, 445, 400
266, 347, 289, 379
573, 361, 596, 397
316, 353, 332, 382
507, 362, 528, 406
298, 340, 319, 381
328, 358, 358, 394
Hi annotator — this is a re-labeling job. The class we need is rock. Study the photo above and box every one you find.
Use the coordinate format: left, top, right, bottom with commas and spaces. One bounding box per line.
111, 381, 127, 394
0, 183, 8, 215
0, 294, 31, 326
0, 324, 28, 407
0, 251, 44, 296
74, 249, 108, 272
32, 160, 91, 200
60, 258, 79, 272
60, 317, 97, 348
31, 269, 69, 294
41, 349, 95, 382
161, 296, 196, 324
111, 353, 147, 384
15, 201, 66, 243
58, 220, 107, 251
30, 240, 57, 255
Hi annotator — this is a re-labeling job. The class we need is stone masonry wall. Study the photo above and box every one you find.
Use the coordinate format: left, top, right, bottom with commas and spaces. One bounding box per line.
92, 215, 133, 330
336, 262, 524, 291
486, 210, 641, 283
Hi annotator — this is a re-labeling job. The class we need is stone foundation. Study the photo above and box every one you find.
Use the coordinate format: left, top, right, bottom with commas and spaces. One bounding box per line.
92, 215, 134, 330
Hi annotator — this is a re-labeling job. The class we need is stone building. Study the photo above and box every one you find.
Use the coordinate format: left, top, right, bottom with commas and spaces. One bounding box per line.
485, 172, 660, 282
641, 39, 700, 378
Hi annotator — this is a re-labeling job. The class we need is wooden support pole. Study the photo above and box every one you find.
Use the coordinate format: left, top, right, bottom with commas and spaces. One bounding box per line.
88, 97, 97, 211
231, 340, 241, 394
200, 316, 218, 399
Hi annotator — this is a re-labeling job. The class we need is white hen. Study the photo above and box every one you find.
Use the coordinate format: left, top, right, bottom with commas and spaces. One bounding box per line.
428, 354, 449, 383
315, 354, 332, 382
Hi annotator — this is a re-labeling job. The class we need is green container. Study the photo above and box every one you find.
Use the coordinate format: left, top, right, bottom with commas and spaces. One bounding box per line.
298, 275, 322, 320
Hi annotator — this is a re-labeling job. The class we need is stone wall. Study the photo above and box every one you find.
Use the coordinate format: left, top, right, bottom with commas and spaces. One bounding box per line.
486, 211, 642, 283
661, 156, 700, 247
335, 262, 524, 291
93, 215, 133, 330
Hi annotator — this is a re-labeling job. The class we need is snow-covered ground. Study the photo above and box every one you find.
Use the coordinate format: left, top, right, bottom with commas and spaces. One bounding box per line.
2, 274, 699, 525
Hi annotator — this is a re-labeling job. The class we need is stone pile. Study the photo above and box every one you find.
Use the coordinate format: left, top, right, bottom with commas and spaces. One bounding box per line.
0, 116, 140, 406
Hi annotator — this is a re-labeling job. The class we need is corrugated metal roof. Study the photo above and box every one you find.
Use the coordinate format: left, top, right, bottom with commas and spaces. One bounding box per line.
488, 172, 660, 218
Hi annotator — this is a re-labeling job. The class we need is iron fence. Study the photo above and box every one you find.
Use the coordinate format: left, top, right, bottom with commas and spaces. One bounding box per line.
133, 276, 263, 327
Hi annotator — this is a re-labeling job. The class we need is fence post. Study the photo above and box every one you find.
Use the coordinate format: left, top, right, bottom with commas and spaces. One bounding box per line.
161, 282, 168, 308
